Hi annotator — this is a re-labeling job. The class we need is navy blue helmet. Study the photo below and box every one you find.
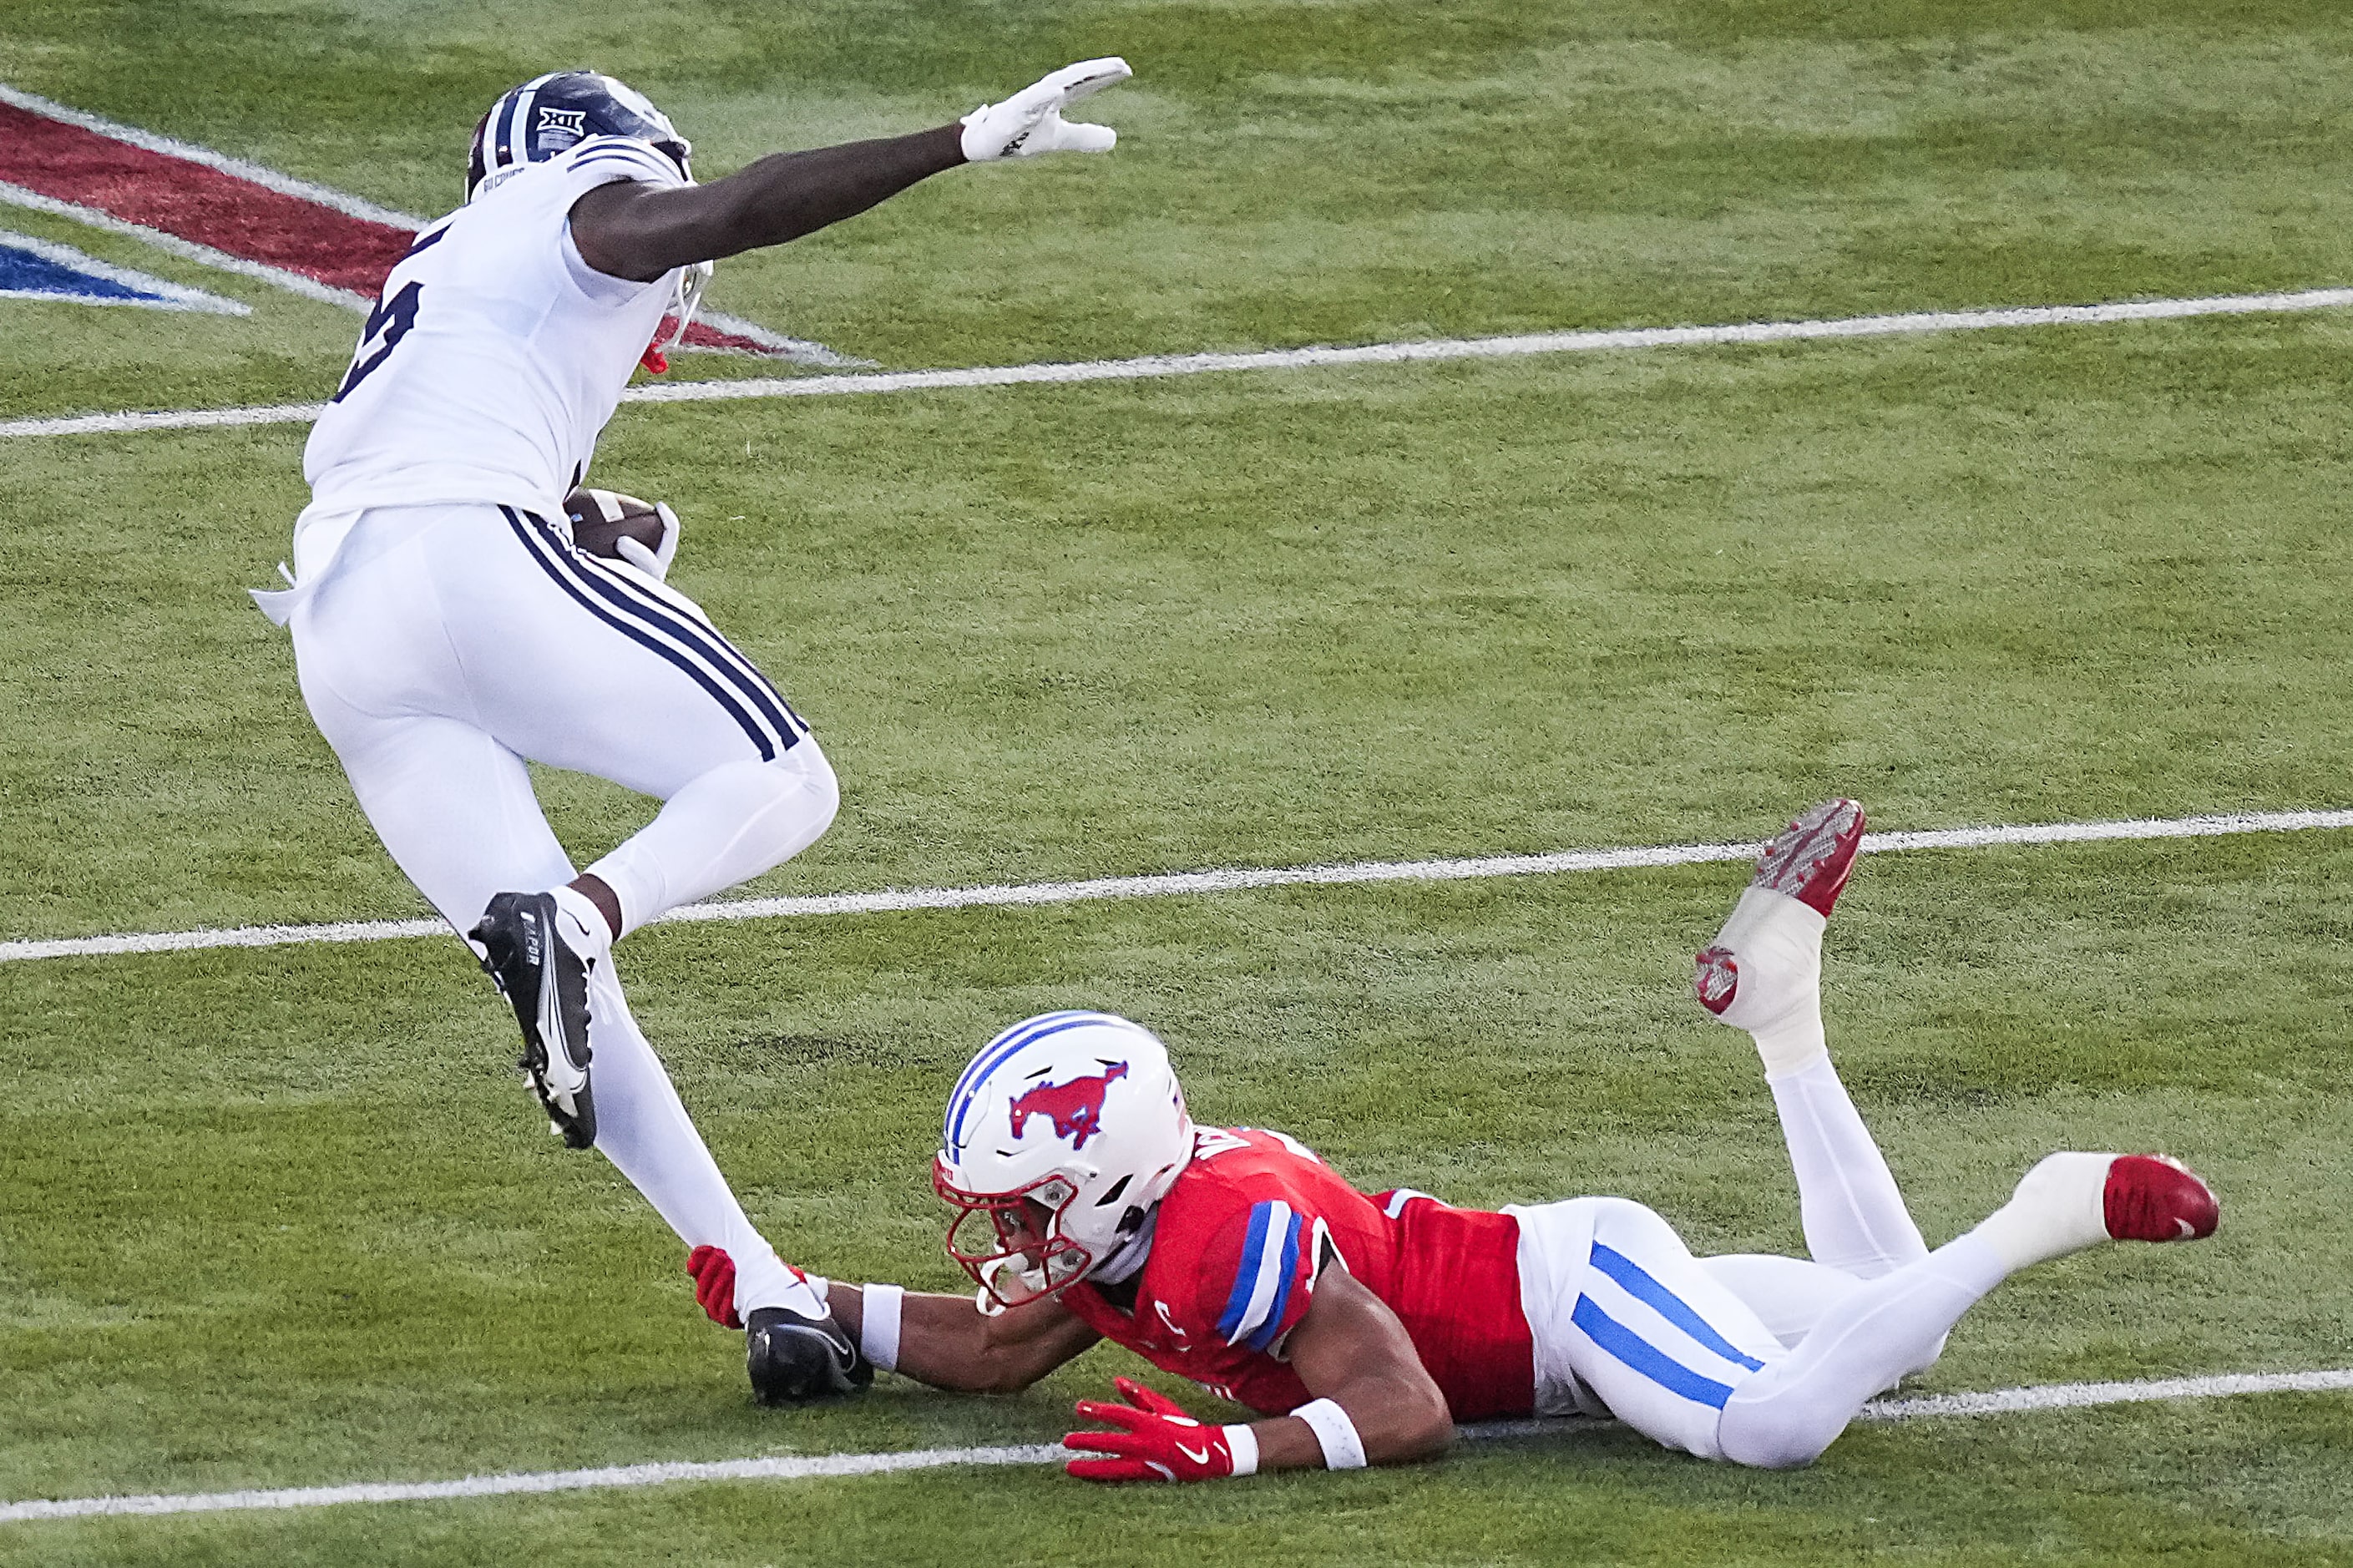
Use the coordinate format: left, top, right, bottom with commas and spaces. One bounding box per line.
465, 72, 692, 202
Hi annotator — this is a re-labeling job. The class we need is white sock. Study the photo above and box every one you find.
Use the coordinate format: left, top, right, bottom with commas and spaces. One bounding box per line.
1767, 1055, 1928, 1279
1699, 1253, 1863, 1348
1716, 1233, 2008, 1469
1966, 1152, 2117, 1272
734, 1250, 829, 1320
587, 746, 837, 938
548, 883, 613, 964
1708, 887, 1827, 1074
580, 958, 824, 1318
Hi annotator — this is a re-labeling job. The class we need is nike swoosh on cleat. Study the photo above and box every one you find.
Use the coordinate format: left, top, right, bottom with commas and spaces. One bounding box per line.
2175, 1217, 2196, 1238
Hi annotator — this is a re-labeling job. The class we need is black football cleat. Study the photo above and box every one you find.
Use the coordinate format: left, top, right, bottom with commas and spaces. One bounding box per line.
746, 1305, 872, 1404
468, 890, 596, 1149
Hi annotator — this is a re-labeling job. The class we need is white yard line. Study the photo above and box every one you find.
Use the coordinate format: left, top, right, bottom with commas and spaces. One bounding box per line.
0, 83, 863, 362
0, 82, 424, 230
3, 1365, 2345, 1524
6, 809, 2348, 966
0, 180, 370, 310
694, 306, 876, 369
0, 226, 250, 314
1861, 1367, 2353, 1419
5, 286, 2351, 439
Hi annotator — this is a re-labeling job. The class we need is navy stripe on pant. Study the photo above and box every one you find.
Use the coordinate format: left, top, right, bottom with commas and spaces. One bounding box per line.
499, 506, 796, 761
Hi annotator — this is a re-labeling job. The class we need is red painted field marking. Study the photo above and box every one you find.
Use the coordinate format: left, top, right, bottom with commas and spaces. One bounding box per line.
0, 83, 844, 358
0, 99, 409, 295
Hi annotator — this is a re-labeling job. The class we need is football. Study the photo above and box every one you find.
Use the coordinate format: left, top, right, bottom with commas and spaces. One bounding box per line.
562, 487, 667, 560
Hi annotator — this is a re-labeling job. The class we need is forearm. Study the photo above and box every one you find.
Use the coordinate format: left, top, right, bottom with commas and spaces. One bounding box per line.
829, 1282, 1092, 1393
574, 124, 965, 276
692, 124, 966, 254
1260, 1268, 1455, 1470
1243, 1382, 1455, 1472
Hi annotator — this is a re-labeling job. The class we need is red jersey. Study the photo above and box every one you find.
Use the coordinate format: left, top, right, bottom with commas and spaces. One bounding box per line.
1060, 1127, 1535, 1419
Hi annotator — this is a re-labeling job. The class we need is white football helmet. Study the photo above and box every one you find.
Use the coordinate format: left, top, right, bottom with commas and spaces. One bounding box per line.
934, 1011, 1193, 1309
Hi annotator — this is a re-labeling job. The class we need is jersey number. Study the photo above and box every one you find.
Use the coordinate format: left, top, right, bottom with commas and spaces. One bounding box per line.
1191, 1127, 1321, 1164
332, 280, 423, 402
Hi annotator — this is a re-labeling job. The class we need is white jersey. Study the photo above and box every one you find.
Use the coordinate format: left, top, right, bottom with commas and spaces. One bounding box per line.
301, 136, 687, 529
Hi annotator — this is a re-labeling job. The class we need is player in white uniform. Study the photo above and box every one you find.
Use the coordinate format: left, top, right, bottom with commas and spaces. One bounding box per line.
255, 62, 1134, 1402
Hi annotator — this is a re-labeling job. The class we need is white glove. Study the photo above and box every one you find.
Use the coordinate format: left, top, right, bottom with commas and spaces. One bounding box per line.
614, 501, 681, 583
960, 57, 1131, 161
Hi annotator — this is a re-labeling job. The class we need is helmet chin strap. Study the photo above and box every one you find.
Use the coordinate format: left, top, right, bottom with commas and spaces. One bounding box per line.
974, 1252, 1050, 1316
1088, 1206, 1160, 1285
637, 260, 716, 375
668, 260, 714, 347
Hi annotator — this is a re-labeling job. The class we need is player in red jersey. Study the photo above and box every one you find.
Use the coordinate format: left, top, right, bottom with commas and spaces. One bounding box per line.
689, 799, 2220, 1476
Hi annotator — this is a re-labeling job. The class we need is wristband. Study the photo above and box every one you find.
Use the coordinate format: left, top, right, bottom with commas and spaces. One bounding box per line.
1222, 1424, 1259, 1478
859, 1283, 903, 1373
1291, 1398, 1367, 1470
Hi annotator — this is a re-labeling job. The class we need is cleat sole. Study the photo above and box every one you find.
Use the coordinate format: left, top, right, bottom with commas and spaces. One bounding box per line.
1753, 797, 1865, 917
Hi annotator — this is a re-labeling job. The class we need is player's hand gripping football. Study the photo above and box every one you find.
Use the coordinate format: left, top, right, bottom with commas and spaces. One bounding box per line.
1065, 1377, 1244, 1482
563, 488, 681, 583
961, 58, 1132, 161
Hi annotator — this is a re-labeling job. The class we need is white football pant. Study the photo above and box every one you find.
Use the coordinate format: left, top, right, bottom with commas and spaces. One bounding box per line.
286, 503, 835, 1318
1512, 1057, 2011, 1466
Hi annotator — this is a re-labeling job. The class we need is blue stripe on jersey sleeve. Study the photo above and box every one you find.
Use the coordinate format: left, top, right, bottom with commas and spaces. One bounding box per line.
1216, 1202, 1277, 1343
569, 135, 668, 162
569, 144, 675, 179
569, 154, 673, 183
1243, 1211, 1305, 1353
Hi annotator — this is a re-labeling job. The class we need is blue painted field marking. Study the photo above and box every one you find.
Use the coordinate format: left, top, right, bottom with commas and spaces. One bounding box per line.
0, 227, 246, 313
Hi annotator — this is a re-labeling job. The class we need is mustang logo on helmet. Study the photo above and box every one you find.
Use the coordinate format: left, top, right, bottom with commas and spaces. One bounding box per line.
1008, 1061, 1129, 1150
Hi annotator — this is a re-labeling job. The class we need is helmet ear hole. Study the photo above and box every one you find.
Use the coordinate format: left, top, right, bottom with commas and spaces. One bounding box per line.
1115, 1204, 1146, 1236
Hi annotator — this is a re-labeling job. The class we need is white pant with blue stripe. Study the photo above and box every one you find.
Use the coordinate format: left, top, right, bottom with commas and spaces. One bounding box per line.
284, 503, 837, 1316
1512, 1196, 1786, 1459
1510, 1057, 2013, 1466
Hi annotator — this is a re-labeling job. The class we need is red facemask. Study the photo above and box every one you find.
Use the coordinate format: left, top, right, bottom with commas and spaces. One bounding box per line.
934, 1156, 1097, 1309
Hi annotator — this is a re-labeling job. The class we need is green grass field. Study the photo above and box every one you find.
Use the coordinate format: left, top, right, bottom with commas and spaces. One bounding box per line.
3, 2, 2351, 1563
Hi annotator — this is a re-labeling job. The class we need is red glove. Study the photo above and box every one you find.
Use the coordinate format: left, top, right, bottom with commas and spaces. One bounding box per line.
1065, 1377, 1254, 1483
686, 1245, 741, 1328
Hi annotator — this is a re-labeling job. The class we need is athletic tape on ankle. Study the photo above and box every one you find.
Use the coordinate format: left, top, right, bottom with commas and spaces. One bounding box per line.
1292, 1398, 1367, 1469
1222, 1424, 1260, 1477
859, 1283, 903, 1373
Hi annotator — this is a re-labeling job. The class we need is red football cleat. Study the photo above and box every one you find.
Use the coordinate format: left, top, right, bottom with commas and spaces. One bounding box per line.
1694, 945, 1740, 1016
2103, 1155, 2219, 1242
1753, 797, 1866, 918
1692, 799, 1865, 1021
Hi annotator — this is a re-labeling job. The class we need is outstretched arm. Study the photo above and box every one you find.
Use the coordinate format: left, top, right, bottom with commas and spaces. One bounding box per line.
570, 57, 1131, 281
830, 1282, 1102, 1394
570, 127, 964, 281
